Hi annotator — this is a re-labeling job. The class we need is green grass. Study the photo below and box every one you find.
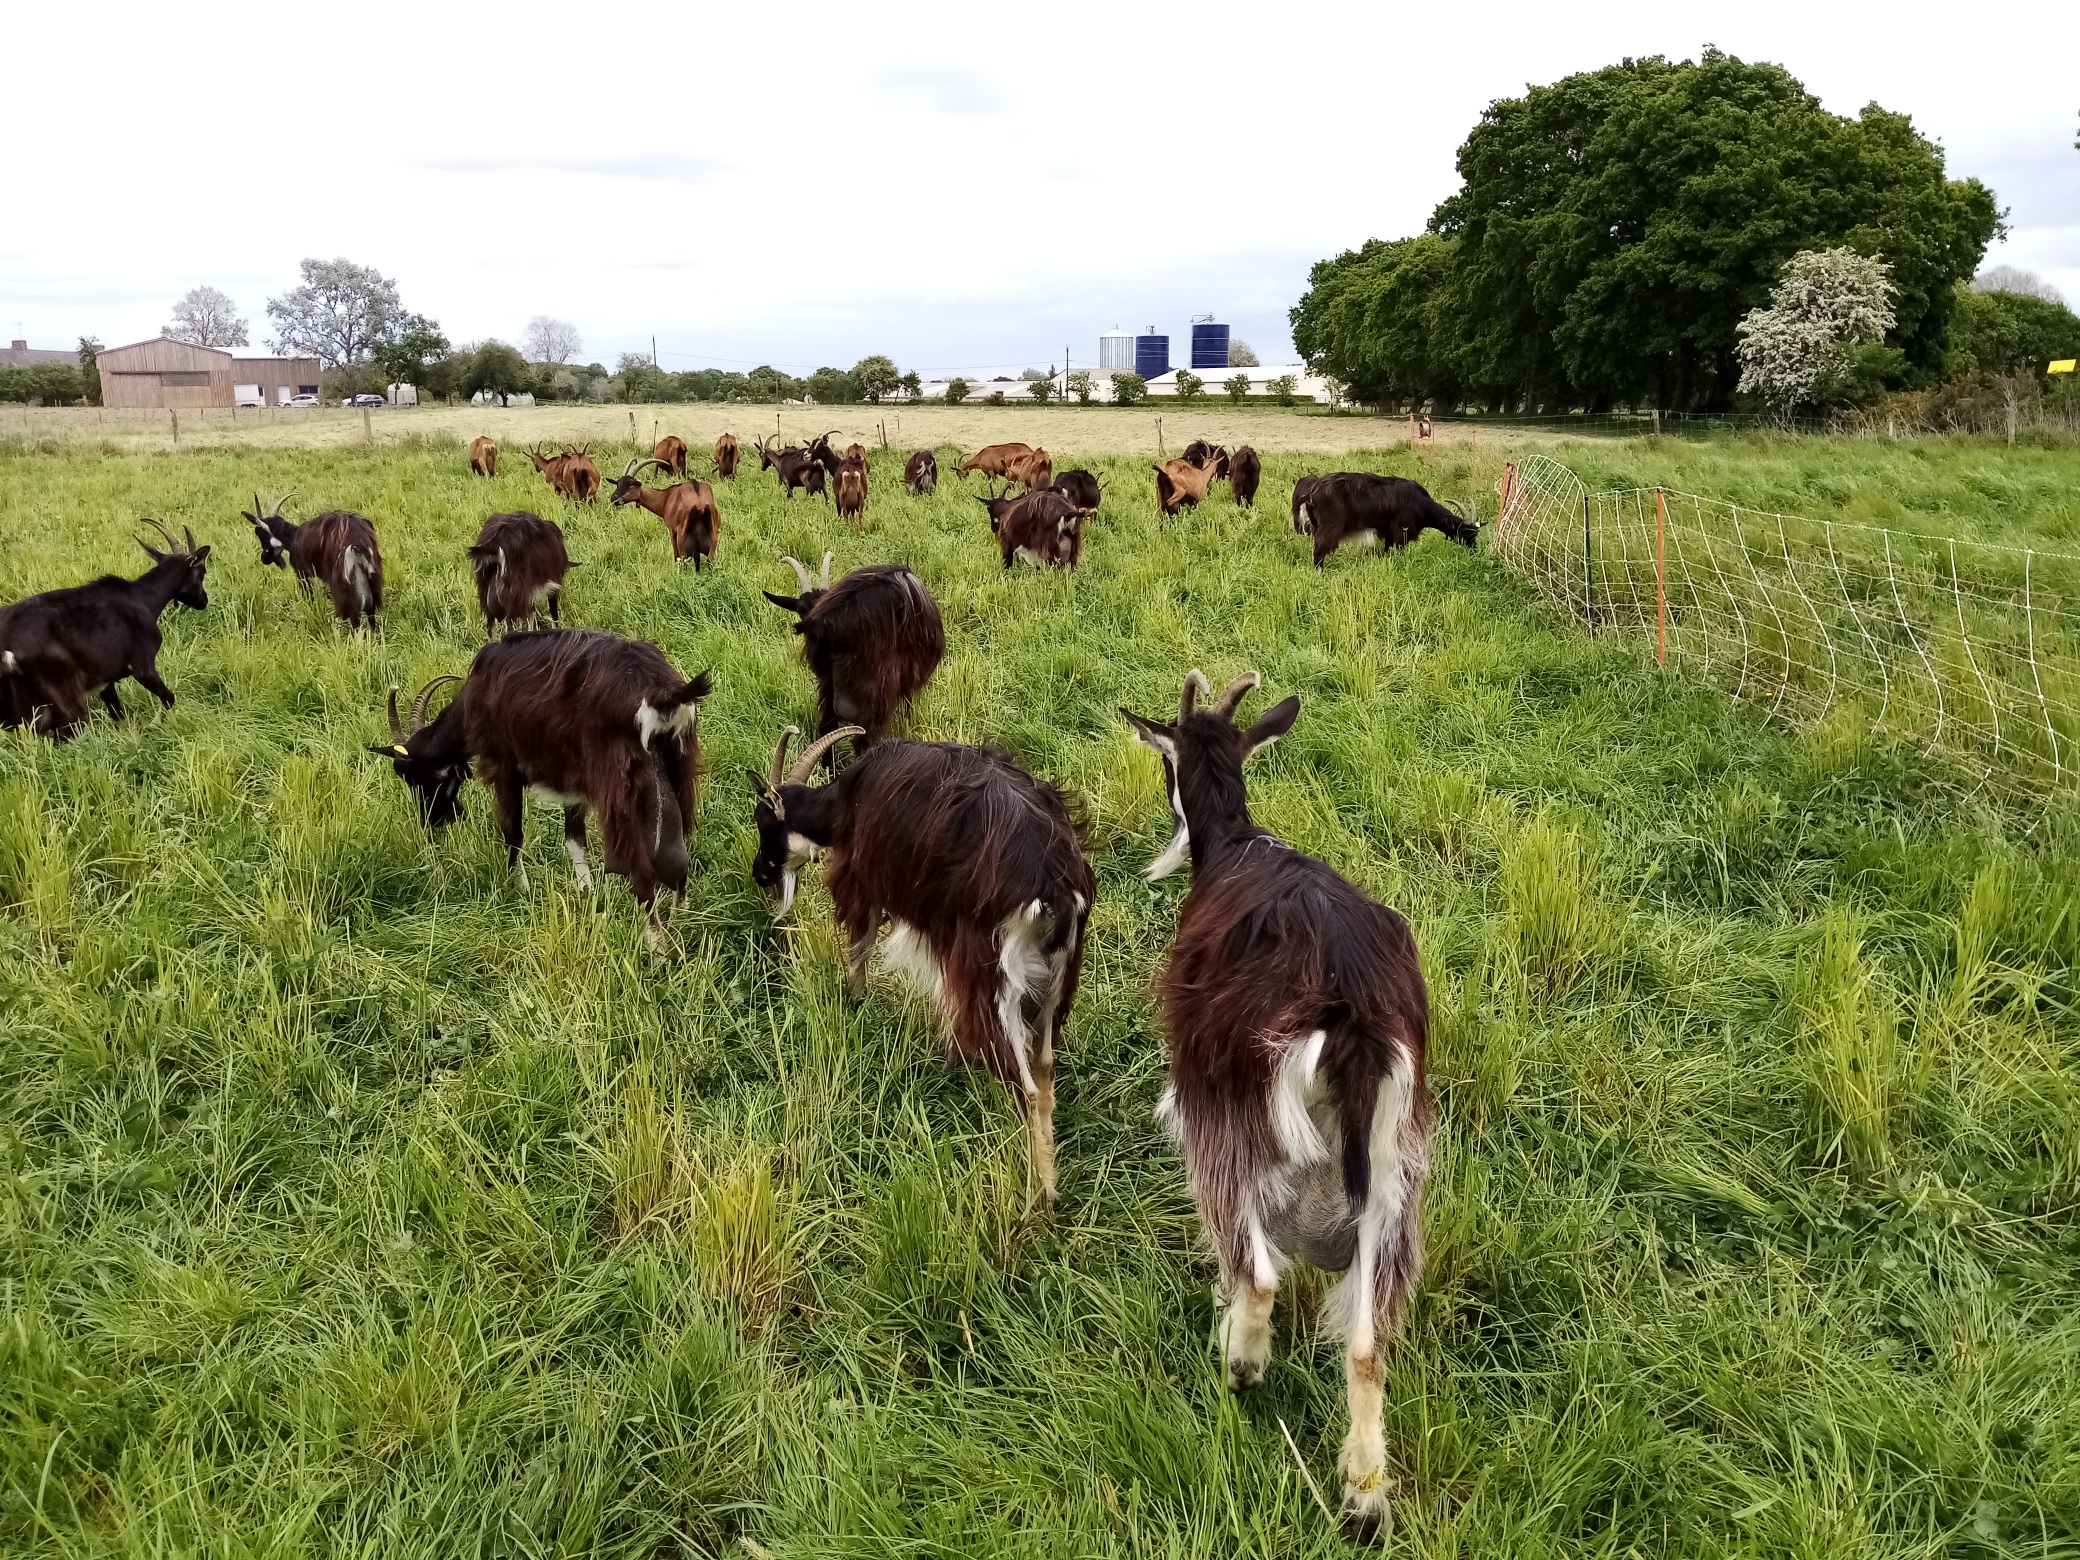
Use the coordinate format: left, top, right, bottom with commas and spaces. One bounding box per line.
1, 432, 2076, 1557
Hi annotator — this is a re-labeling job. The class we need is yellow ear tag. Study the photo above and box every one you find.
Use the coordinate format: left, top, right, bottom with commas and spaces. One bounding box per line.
392, 745, 409, 757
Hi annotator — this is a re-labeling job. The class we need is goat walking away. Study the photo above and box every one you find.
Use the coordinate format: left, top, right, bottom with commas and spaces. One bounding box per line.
749, 727, 1094, 1207
609, 459, 721, 567
652, 434, 689, 477
470, 511, 576, 634
468, 436, 499, 477
763, 552, 944, 757
244, 495, 383, 629
713, 433, 741, 479
372, 630, 711, 949
0, 520, 211, 739
1292, 473, 1477, 566
1121, 670, 1433, 1536
1153, 457, 1221, 518
1228, 445, 1262, 508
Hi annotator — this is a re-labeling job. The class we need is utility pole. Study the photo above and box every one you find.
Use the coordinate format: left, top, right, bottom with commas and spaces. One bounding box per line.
651, 335, 658, 367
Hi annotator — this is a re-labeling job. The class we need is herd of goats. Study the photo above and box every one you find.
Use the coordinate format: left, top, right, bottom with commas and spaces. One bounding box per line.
0, 426, 1486, 1536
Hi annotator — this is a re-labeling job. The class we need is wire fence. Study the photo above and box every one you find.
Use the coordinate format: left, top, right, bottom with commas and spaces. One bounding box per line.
1492, 455, 2080, 808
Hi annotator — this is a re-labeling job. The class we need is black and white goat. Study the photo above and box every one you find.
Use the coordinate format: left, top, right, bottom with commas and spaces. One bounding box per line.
748, 727, 1093, 1207
762, 552, 944, 759
0, 520, 211, 738
1121, 670, 1432, 1536
373, 629, 710, 946
244, 495, 383, 629
470, 511, 575, 634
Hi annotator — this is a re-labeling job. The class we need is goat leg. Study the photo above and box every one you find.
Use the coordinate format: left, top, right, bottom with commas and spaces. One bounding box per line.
132, 660, 175, 710
101, 685, 127, 721
562, 805, 593, 891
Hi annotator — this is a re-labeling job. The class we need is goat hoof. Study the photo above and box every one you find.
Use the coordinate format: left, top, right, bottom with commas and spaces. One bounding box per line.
1226, 1356, 1266, 1393
1339, 1482, 1390, 1543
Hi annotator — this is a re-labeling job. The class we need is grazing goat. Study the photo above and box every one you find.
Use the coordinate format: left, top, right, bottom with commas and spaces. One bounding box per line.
468, 436, 499, 478
758, 435, 823, 500
470, 511, 574, 634
372, 630, 710, 946
609, 459, 720, 568
525, 444, 602, 503
1007, 446, 1053, 491
980, 490, 1082, 570
763, 552, 944, 756
0, 521, 210, 739
1229, 445, 1262, 508
1292, 473, 1477, 567
749, 727, 1093, 1206
1048, 469, 1103, 518
833, 457, 869, 523
1153, 457, 1221, 518
653, 435, 689, 477
1121, 670, 1431, 1537
954, 442, 1035, 482
1181, 440, 1231, 477
244, 495, 384, 629
714, 432, 741, 479
903, 449, 939, 496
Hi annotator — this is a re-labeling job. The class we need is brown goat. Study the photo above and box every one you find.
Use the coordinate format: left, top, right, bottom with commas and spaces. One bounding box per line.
526, 444, 602, 503
244, 496, 384, 629
609, 460, 720, 568
1154, 457, 1222, 518
842, 442, 871, 476
834, 459, 868, 523
470, 511, 574, 634
980, 490, 1083, 570
714, 433, 740, 478
468, 436, 499, 478
1006, 446, 1054, 491
763, 553, 945, 756
954, 442, 1035, 482
653, 435, 689, 477
903, 449, 939, 495
1229, 445, 1262, 507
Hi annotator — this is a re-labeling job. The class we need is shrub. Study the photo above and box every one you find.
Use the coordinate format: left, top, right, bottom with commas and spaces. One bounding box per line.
1110, 372, 1146, 407
1066, 370, 1094, 405
945, 378, 969, 404
1268, 374, 1298, 406
1028, 377, 1054, 405
1174, 370, 1205, 403
1223, 373, 1251, 403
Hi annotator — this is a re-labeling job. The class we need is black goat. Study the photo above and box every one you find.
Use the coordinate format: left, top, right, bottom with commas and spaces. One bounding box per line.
1228, 445, 1262, 507
0, 520, 211, 739
763, 552, 944, 758
1291, 473, 1476, 566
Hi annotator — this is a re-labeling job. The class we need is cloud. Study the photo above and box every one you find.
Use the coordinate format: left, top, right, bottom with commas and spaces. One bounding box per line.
869, 66, 1002, 118
414, 152, 726, 184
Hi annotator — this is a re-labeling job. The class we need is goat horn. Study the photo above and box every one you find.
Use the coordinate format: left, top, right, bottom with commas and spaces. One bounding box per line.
1178, 670, 1212, 722
819, 551, 832, 589
387, 686, 408, 744
1212, 670, 1262, 719
141, 516, 181, 551
768, 725, 799, 789
408, 674, 462, 734
787, 725, 864, 785
621, 457, 644, 480
780, 555, 814, 593
183, 525, 197, 553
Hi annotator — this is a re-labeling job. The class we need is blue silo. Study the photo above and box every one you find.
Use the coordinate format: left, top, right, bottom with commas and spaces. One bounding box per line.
1134, 328, 1169, 381
1190, 317, 1230, 370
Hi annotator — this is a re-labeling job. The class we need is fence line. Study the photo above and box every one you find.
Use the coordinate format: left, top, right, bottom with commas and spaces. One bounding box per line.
1493, 455, 2080, 807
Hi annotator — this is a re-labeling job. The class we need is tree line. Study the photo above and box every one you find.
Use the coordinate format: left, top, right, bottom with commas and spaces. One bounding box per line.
1286, 49, 2080, 417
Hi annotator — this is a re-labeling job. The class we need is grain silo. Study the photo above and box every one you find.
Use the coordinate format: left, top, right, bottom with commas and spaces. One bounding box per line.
1190, 315, 1230, 370
1098, 327, 1135, 374
1134, 327, 1169, 381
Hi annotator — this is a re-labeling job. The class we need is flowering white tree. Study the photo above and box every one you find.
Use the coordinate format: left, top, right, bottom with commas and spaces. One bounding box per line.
1735, 248, 1896, 417
164, 286, 250, 348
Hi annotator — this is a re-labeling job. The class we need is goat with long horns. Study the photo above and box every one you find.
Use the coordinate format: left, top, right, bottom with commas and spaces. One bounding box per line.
608, 458, 720, 567
748, 725, 1093, 1207
244, 494, 383, 630
762, 552, 944, 761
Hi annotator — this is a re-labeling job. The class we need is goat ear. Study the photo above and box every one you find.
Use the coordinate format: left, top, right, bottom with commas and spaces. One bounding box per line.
1119, 708, 1177, 761
745, 768, 777, 802
191, 545, 211, 563
1240, 695, 1300, 760
367, 743, 409, 757
762, 591, 801, 613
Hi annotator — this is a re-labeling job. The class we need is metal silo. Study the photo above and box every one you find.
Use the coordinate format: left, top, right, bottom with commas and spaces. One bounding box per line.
1190, 315, 1230, 370
1134, 327, 1169, 381
1099, 327, 1135, 374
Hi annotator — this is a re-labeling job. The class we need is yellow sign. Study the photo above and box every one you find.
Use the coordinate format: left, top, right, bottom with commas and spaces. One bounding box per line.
2051, 359, 2077, 374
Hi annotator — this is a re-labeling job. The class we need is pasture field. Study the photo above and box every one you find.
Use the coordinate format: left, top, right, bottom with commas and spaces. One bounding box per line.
1, 432, 2076, 1557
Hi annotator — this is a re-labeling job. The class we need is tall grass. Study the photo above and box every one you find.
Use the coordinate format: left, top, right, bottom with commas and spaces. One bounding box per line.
1, 433, 2075, 1555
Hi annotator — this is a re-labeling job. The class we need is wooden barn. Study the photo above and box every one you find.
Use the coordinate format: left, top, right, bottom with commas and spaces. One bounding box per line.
96, 338, 320, 409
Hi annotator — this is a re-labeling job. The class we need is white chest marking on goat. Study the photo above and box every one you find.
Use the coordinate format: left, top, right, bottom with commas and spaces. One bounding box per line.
1146, 769, 1190, 880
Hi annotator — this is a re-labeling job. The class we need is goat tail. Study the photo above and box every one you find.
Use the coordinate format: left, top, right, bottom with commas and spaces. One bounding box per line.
1320, 1001, 1388, 1207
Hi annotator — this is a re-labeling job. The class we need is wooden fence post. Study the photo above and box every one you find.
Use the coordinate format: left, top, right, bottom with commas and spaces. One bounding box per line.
170, 409, 179, 445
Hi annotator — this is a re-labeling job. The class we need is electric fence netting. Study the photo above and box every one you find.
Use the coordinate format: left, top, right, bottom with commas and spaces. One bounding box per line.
1492, 455, 2080, 809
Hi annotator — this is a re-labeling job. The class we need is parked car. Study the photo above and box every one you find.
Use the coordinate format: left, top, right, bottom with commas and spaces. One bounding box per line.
286, 394, 320, 408
347, 393, 385, 408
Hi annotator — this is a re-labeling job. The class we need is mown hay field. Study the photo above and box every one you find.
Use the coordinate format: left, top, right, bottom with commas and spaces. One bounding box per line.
1, 430, 2076, 1556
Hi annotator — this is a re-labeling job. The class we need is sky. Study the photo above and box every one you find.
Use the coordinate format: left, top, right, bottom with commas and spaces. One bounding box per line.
5, 0, 2075, 379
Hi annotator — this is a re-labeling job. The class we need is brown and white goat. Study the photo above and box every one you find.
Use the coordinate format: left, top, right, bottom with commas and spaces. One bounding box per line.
979, 490, 1083, 570
1154, 457, 1221, 518
373, 630, 710, 946
749, 727, 1093, 1206
468, 436, 499, 478
762, 552, 944, 756
245, 496, 383, 629
1228, 445, 1262, 507
1121, 670, 1431, 1537
652, 434, 689, 477
609, 459, 721, 567
713, 433, 741, 479
470, 511, 575, 634
903, 449, 938, 495
0, 521, 210, 739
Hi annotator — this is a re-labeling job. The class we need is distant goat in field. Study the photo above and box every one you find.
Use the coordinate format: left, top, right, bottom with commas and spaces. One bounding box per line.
979, 490, 1082, 569
903, 449, 938, 495
1122, 669, 1432, 1537
244, 495, 383, 629
609, 459, 720, 568
763, 552, 944, 757
468, 437, 498, 477
470, 511, 575, 634
714, 433, 741, 478
834, 456, 869, 523
1228, 445, 1262, 507
955, 442, 1035, 483
1291, 473, 1477, 566
0, 520, 210, 739
652, 435, 689, 477
1153, 457, 1221, 518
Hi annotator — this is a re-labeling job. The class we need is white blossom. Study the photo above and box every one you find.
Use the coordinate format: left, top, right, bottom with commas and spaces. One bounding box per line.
1736, 248, 1896, 415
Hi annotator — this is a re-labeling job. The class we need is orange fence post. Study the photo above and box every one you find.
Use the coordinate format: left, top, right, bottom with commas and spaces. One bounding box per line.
1655, 485, 1667, 664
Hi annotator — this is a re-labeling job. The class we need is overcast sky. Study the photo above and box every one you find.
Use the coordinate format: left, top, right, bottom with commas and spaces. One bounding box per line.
6, 1, 2074, 378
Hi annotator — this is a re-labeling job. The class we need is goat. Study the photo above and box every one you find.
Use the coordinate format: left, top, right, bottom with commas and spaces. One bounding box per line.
714, 432, 741, 479
833, 457, 869, 523
1007, 446, 1053, 491
1181, 440, 1231, 476
470, 511, 575, 634
0, 520, 210, 739
1048, 469, 1103, 518
758, 435, 823, 500
244, 494, 383, 629
748, 726, 1093, 1207
979, 490, 1082, 570
843, 442, 871, 476
608, 459, 720, 568
653, 435, 689, 477
1121, 670, 1431, 1537
372, 630, 710, 947
954, 442, 1035, 482
525, 444, 602, 503
468, 436, 499, 478
1153, 457, 1221, 518
762, 552, 944, 757
1291, 473, 1477, 566
903, 449, 939, 496
1228, 445, 1262, 508
805, 430, 846, 477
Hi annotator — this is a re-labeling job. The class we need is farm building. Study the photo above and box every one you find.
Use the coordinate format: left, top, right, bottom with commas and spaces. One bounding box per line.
3, 339, 77, 368
94, 337, 320, 409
